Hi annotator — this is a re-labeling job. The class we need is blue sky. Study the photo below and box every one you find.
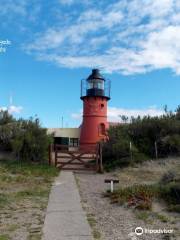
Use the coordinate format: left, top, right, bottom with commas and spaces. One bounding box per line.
0, 0, 180, 127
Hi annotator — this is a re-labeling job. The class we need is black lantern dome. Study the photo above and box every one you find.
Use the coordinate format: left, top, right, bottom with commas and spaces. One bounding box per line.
81, 69, 110, 100
87, 69, 105, 97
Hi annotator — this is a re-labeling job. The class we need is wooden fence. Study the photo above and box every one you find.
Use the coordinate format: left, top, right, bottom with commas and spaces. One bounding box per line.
49, 143, 103, 173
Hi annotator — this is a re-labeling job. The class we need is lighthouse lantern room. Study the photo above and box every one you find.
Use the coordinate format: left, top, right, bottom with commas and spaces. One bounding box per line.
80, 69, 111, 149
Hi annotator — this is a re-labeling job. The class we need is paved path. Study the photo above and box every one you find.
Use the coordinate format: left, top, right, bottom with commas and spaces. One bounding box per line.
42, 171, 93, 240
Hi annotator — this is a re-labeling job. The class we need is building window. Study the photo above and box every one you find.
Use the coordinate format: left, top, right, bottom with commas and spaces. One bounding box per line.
99, 123, 106, 135
69, 138, 79, 147
100, 103, 104, 109
54, 137, 69, 145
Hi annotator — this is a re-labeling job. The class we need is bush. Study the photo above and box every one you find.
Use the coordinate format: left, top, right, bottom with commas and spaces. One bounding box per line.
103, 106, 180, 169
160, 181, 180, 205
159, 171, 180, 212
0, 111, 52, 163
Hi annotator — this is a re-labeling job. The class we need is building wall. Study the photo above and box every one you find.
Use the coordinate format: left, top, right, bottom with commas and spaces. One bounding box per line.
80, 96, 109, 145
47, 128, 81, 149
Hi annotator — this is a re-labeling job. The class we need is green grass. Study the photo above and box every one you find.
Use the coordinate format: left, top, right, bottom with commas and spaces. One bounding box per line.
7, 224, 19, 232
134, 210, 150, 221
0, 194, 9, 209
15, 188, 50, 199
87, 214, 96, 227
27, 233, 42, 240
93, 230, 101, 239
159, 181, 180, 204
155, 213, 170, 223
86, 214, 101, 239
0, 235, 10, 240
134, 207, 171, 224
0, 159, 58, 177
168, 204, 180, 213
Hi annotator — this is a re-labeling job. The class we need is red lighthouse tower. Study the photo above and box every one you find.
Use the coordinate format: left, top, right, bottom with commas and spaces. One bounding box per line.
80, 69, 111, 149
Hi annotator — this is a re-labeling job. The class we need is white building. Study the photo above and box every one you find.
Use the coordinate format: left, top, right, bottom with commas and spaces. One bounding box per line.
47, 128, 80, 147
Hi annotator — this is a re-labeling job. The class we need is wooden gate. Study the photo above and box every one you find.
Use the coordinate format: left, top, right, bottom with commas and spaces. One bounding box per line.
49, 143, 103, 173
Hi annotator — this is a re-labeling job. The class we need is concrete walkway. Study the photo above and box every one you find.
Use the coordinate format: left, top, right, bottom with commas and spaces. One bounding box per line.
42, 171, 93, 240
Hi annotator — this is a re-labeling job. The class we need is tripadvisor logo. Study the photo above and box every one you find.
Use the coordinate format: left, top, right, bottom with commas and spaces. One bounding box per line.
134, 226, 173, 236
135, 227, 143, 236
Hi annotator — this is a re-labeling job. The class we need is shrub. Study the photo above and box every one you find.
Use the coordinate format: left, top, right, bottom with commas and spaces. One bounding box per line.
160, 181, 180, 205
0, 111, 52, 163
159, 171, 180, 212
107, 184, 158, 210
103, 106, 180, 169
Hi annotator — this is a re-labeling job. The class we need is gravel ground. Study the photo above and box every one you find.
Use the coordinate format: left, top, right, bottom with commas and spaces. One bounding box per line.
75, 169, 179, 240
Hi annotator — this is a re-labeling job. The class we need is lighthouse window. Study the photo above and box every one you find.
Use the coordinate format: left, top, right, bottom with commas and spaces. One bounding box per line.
98, 81, 104, 89
101, 104, 104, 109
99, 123, 106, 135
94, 82, 98, 88
88, 81, 94, 89
88, 79, 104, 89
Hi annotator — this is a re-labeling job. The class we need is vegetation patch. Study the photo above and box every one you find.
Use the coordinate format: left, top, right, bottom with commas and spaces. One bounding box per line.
103, 106, 180, 170
0, 235, 10, 240
87, 213, 101, 239
105, 184, 158, 210
105, 168, 180, 215
0, 110, 52, 163
0, 160, 58, 239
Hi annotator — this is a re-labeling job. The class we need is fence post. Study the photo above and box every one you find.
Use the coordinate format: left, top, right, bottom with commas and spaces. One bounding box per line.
55, 145, 57, 167
98, 142, 103, 173
130, 141, 133, 163
155, 141, 158, 159
96, 144, 99, 172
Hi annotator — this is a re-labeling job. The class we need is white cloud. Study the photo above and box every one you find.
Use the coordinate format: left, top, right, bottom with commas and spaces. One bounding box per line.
25, 0, 180, 75
107, 106, 164, 122
0, 0, 41, 26
0, 105, 23, 114
0, 0, 28, 17
8, 105, 23, 114
71, 106, 164, 123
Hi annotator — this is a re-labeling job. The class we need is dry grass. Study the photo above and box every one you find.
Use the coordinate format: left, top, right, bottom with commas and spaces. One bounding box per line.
0, 160, 58, 240
117, 157, 180, 187
105, 157, 180, 239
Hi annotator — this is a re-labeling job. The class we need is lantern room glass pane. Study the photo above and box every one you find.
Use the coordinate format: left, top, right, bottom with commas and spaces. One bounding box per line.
87, 79, 104, 89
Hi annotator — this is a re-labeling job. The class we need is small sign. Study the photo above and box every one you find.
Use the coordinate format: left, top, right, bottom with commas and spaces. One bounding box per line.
104, 179, 119, 193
